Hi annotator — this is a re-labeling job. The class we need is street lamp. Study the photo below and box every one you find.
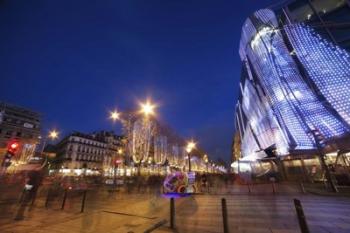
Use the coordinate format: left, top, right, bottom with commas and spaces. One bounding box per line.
41, 129, 60, 154
147, 157, 153, 175
48, 130, 59, 140
109, 110, 120, 122
113, 148, 123, 190
39, 129, 60, 169
139, 100, 156, 117
108, 99, 158, 176
203, 154, 209, 173
186, 141, 196, 172
118, 148, 123, 155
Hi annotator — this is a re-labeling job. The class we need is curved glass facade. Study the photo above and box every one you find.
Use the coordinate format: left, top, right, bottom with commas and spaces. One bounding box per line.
235, 5, 350, 161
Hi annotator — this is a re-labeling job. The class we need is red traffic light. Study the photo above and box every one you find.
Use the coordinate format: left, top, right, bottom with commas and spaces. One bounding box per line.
7, 141, 20, 155
10, 142, 19, 149
114, 159, 122, 165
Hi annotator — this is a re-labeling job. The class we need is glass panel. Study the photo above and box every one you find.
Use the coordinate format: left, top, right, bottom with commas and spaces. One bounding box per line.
288, 0, 317, 22
310, 0, 346, 16
285, 24, 350, 131
340, 40, 350, 52
321, 3, 350, 24
321, 5, 350, 45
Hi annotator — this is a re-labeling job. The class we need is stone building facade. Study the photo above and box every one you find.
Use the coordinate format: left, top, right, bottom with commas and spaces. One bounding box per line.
0, 102, 41, 164
52, 131, 124, 176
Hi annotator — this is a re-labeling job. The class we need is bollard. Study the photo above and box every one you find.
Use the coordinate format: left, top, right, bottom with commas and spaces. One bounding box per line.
170, 197, 175, 229
300, 182, 306, 194
18, 189, 26, 203
221, 198, 229, 233
294, 199, 310, 233
323, 179, 328, 190
272, 181, 276, 194
81, 190, 87, 213
31, 191, 38, 207
61, 189, 68, 210
45, 188, 51, 208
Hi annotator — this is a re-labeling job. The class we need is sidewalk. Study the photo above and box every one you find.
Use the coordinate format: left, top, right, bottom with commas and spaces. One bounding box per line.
2, 184, 350, 233
153, 194, 350, 233
0, 192, 171, 233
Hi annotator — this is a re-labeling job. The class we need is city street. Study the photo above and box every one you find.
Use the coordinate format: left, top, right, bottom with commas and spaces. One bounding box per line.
0, 190, 169, 233
2, 0, 350, 232
1, 183, 350, 233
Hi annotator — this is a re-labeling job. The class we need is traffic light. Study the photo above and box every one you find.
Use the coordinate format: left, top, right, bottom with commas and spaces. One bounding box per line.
7, 141, 20, 156
1, 141, 19, 168
114, 159, 122, 166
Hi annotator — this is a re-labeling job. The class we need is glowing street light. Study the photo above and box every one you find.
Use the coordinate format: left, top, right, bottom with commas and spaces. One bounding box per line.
186, 140, 196, 172
107, 99, 158, 175
203, 154, 208, 163
48, 130, 59, 140
38, 128, 60, 169
203, 154, 209, 173
139, 100, 156, 117
109, 110, 120, 122
186, 141, 196, 153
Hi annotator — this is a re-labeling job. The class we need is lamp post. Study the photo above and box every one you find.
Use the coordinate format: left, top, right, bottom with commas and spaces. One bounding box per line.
108, 99, 157, 177
137, 100, 156, 176
186, 141, 196, 172
40, 130, 59, 154
113, 148, 123, 190
39, 129, 59, 169
203, 154, 209, 174
147, 157, 153, 175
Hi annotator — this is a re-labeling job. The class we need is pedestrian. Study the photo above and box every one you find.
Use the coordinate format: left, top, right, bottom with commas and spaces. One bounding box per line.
200, 174, 207, 193
14, 168, 43, 220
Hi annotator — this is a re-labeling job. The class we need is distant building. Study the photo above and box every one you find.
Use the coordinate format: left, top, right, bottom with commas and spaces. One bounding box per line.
233, 0, 350, 181
51, 131, 124, 176
0, 102, 41, 164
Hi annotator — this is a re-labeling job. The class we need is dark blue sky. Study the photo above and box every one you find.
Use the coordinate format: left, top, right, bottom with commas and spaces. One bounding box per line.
0, 0, 276, 163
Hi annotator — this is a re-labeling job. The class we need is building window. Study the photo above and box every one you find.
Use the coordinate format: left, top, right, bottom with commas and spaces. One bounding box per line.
288, 0, 317, 22
310, 0, 346, 16
320, 4, 350, 46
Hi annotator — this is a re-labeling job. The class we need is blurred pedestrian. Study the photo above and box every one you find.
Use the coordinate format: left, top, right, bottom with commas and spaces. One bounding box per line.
14, 168, 43, 220
200, 174, 208, 193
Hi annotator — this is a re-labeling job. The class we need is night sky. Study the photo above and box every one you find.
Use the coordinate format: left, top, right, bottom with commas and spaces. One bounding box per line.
0, 0, 276, 163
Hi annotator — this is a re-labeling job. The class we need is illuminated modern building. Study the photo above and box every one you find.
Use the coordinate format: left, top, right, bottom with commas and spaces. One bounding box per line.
233, 0, 350, 181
